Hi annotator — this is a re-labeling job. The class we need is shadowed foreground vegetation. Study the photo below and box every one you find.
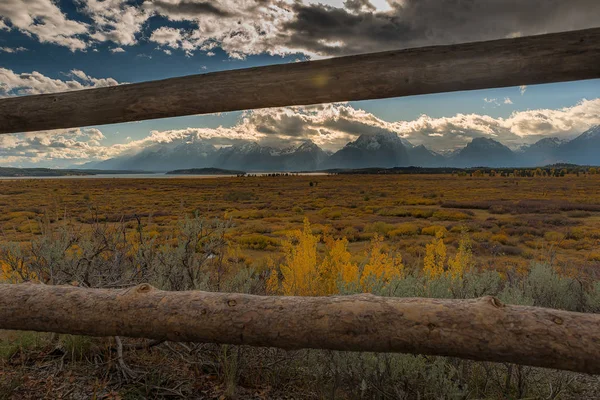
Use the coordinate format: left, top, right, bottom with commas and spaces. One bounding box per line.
1, 215, 600, 398
2, 174, 600, 398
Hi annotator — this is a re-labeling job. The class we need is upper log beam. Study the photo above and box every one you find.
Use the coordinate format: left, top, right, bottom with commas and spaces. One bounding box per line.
1, 28, 600, 134
1, 283, 600, 374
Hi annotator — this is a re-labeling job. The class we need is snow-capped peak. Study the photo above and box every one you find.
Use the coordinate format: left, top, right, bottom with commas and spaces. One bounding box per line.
295, 140, 321, 152
348, 132, 411, 150
467, 137, 506, 149
577, 125, 600, 141
518, 137, 565, 152
234, 142, 262, 153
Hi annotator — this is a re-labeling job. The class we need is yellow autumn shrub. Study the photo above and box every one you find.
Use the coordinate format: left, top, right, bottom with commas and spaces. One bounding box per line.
491, 233, 510, 245
388, 223, 420, 238
544, 231, 565, 243
360, 234, 404, 291
588, 252, 600, 262
421, 225, 447, 237
0, 259, 36, 283
432, 210, 471, 221
447, 234, 473, 279
423, 231, 447, 279
0, 261, 13, 282
277, 218, 320, 296
268, 220, 359, 296
321, 237, 359, 293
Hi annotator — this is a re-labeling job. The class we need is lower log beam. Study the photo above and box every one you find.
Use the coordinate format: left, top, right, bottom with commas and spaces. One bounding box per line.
1, 283, 599, 374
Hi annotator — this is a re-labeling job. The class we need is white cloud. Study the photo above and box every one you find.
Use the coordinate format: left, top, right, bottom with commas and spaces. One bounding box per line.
484, 97, 513, 107
519, 85, 527, 95
79, 0, 151, 47
149, 26, 191, 55
149, 26, 182, 48
110, 47, 125, 53
0, 0, 88, 51
396, 98, 600, 150
69, 69, 122, 87
483, 97, 499, 106
145, 0, 310, 59
0, 128, 113, 166
0, 46, 27, 53
0, 68, 120, 96
0, 0, 150, 51
119, 98, 600, 154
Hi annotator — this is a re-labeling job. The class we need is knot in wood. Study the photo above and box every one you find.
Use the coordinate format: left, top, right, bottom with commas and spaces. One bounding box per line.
490, 297, 504, 308
553, 317, 564, 325
227, 299, 237, 307
137, 283, 153, 293
483, 296, 504, 308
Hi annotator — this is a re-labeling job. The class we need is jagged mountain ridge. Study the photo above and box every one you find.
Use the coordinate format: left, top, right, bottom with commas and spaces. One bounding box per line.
212, 140, 329, 171
517, 137, 566, 167
449, 137, 516, 167
85, 126, 600, 171
89, 139, 330, 171
557, 125, 600, 165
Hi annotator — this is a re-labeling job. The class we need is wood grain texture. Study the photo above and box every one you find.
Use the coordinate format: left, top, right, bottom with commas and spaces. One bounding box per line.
1, 28, 600, 134
1, 283, 600, 374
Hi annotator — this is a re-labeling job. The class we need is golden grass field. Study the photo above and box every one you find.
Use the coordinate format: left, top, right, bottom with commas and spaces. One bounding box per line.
2, 173, 600, 278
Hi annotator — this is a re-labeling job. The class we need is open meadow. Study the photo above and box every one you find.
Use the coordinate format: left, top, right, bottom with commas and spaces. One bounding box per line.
2, 172, 600, 278
2, 172, 600, 399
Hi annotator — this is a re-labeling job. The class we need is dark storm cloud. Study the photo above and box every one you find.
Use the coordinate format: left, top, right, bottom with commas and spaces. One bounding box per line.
282, 0, 600, 56
2, 0, 598, 56
343, 0, 376, 13
151, 0, 232, 17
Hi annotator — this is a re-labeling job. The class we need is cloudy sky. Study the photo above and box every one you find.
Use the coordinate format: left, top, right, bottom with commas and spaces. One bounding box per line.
1, 0, 599, 167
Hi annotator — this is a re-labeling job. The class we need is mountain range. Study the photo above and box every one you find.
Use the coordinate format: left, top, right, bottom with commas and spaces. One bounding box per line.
84, 125, 600, 171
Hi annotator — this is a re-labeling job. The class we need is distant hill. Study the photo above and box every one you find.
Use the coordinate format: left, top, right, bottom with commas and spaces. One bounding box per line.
0, 168, 91, 177
0, 168, 149, 177
166, 168, 246, 175
81, 125, 600, 171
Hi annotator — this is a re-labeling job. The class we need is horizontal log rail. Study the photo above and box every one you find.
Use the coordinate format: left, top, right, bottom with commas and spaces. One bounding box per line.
1, 283, 599, 374
1, 27, 600, 134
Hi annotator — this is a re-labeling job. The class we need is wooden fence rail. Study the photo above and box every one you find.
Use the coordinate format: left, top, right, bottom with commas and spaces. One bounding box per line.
1, 27, 600, 134
1, 283, 600, 374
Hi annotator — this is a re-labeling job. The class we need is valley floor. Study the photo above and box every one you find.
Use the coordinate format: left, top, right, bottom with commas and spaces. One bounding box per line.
2, 173, 600, 275
2, 173, 600, 398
